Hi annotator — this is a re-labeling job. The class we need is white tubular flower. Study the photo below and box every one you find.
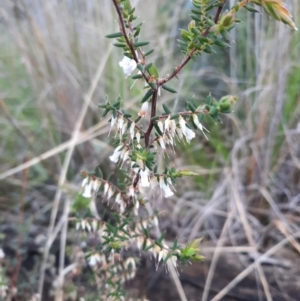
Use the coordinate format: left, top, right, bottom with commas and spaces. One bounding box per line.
150, 176, 158, 189
92, 179, 100, 193
179, 115, 186, 134
82, 178, 93, 198
136, 236, 143, 250
140, 168, 150, 187
164, 115, 171, 131
136, 131, 141, 143
192, 114, 209, 140
159, 177, 174, 198
115, 193, 122, 205
120, 201, 125, 213
109, 145, 123, 163
158, 136, 166, 149
152, 216, 159, 227
122, 121, 128, 136
88, 253, 101, 267
85, 220, 91, 232
121, 150, 129, 163
158, 249, 168, 263
176, 127, 183, 140
92, 219, 98, 232
169, 119, 176, 136
108, 115, 117, 136
117, 116, 124, 131
124, 257, 136, 272
81, 219, 86, 231
104, 182, 109, 195
107, 186, 114, 200
138, 102, 149, 117
119, 56, 137, 76
130, 122, 135, 140
185, 127, 196, 143
157, 120, 164, 134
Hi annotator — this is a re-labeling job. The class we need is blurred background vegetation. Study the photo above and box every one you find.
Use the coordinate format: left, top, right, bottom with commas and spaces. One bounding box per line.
0, 0, 299, 300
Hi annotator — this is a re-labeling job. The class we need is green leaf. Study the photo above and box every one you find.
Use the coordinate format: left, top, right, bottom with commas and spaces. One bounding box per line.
113, 43, 127, 48
145, 62, 153, 71
148, 64, 159, 79
94, 166, 103, 178
191, 9, 201, 15
157, 231, 166, 243
154, 123, 163, 135
205, 16, 215, 27
137, 64, 144, 72
190, 14, 201, 22
106, 32, 123, 38
181, 29, 191, 42
162, 104, 171, 114
134, 41, 150, 47
172, 238, 178, 250
72, 194, 90, 211
205, 93, 213, 105
203, 45, 212, 53
162, 85, 177, 93
141, 89, 154, 103
198, 36, 209, 43
244, 5, 260, 13
131, 74, 143, 79
191, 28, 200, 36
123, 52, 133, 59
178, 170, 199, 177
188, 102, 196, 112
102, 108, 110, 117
214, 40, 231, 48
144, 49, 154, 56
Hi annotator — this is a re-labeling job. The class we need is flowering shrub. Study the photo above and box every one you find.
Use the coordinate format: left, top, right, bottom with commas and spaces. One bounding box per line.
73, 0, 296, 300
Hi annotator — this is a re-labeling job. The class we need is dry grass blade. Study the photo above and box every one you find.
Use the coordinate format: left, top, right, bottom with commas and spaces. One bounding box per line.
210, 232, 300, 301
38, 47, 112, 298
201, 206, 234, 301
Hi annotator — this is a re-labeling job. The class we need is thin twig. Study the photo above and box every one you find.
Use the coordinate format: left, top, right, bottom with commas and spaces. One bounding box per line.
111, 0, 148, 82
158, 0, 227, 86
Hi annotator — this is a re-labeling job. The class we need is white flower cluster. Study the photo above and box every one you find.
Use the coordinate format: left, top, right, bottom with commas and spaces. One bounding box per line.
109, 113, 143, 147
157, 114, 209, 150
76, 218, 99, 233
80, 177, 128, 213
134, 237, 178, 269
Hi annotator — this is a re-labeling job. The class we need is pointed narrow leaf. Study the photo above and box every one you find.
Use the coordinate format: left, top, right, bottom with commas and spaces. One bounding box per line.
106, 32, 123, 38
148, 64, 159, 79
134, 41, 150, 47
145, 49, 154, 56
162, 85, 177, 94
154, 122, 163, 135
113, 43, 127, 48
131, 74, 143, 79
162, 104, 171, 114
188, 102, 196, 112
145, 62, 153, 71
244, 5, 260, 13
141, 89, 154, 103
214, 40, 230, 48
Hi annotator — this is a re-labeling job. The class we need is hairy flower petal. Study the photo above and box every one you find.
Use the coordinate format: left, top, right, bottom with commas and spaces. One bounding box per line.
119, 56, 137, 76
